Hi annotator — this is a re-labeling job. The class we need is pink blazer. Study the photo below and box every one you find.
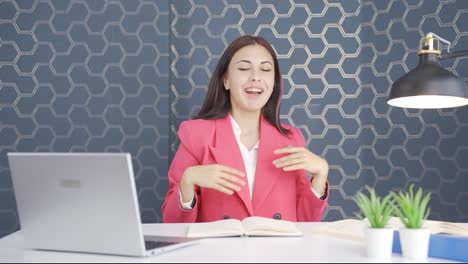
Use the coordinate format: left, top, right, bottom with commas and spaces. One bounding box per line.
162, 114, 328, 223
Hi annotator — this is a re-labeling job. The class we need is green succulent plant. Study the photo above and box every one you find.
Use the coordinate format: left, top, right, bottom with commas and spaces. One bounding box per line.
390, 184, 431, 229
353, 186, 394, 228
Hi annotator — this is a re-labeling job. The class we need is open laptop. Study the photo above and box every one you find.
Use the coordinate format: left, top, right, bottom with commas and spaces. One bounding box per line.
8, 152, 198, 257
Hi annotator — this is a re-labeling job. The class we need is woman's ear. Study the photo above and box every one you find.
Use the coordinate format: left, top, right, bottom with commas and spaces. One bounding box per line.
223, 77, 229, 90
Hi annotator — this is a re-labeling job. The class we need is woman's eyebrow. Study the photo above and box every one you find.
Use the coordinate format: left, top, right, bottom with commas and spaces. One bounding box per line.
236, 60, 273, 65
236, 60, 252, 64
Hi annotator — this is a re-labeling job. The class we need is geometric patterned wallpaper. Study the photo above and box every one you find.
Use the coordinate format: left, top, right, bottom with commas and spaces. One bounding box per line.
1, 0, 467, 238
0, 0, 170, 238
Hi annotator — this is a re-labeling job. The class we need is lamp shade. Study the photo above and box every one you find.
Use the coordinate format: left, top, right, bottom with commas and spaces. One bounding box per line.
388, 53, 468, 109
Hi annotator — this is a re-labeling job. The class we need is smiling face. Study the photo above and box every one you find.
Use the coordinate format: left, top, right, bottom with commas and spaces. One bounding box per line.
223, 44, 275, 114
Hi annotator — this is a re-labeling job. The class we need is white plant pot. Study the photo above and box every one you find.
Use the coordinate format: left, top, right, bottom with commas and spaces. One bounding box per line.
399, 227, 431, 260
365, 227, 394, 260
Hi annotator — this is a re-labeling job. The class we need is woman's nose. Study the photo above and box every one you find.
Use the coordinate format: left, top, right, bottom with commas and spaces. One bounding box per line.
249, 71, 261, 82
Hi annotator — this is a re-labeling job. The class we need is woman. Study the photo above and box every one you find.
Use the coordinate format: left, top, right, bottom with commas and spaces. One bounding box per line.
162, 35, 329, 223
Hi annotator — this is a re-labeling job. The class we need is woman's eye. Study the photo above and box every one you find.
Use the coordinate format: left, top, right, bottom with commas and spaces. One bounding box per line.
261, 69, 272, 72
238, 68, 250, 71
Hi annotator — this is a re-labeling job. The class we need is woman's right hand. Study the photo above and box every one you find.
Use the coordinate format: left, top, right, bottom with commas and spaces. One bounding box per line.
179, 164, 246, 203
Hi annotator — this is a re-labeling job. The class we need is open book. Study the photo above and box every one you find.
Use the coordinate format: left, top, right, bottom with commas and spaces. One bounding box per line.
317, 216, 468, 241
186, 216, 303, 238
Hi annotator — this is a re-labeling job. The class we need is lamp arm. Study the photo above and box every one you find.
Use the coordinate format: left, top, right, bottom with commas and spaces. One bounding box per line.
439, 50, 468, 60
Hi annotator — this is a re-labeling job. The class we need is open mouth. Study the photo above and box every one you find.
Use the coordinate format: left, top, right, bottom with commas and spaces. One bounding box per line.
245, 87, 264, 95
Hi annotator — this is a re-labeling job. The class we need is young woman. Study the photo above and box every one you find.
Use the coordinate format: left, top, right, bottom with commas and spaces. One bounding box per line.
162, 35, 329, 223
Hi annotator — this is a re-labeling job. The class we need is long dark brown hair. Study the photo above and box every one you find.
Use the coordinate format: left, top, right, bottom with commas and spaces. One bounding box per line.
194, 35, 289, 135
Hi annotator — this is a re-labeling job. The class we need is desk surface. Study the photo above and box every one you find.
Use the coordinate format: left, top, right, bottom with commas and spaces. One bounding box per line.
0, 222, 461, 263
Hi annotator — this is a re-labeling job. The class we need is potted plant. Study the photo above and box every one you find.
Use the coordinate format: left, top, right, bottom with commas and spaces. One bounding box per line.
390, 184, 432, 260
353, 186, 395, 260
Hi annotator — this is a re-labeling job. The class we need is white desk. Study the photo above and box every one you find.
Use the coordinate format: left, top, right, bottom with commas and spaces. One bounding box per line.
0, 223, 461, 263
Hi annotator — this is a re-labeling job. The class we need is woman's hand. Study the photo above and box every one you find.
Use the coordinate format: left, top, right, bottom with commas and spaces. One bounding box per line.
272, 147, 328, 176
180, 164, 246, 203
272, 147, 329, 195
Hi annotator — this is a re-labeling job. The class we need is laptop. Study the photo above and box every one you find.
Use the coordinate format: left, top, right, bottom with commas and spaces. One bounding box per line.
8, 152, 199, 257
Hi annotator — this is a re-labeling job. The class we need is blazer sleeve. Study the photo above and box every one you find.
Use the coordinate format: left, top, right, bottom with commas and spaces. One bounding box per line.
161, 121, 201, 223
291, 127, 329, 222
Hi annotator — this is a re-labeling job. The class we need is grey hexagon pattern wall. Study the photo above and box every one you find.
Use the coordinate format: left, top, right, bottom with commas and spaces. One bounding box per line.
1, 0, 468, 238
0, 0, 170, 238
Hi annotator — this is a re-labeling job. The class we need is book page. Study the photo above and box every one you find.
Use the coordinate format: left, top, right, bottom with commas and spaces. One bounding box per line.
317, 217, 468, 241
186, 219, 244, 238
424, 219, 468, 236
241, 216, 303, 236
316, 219, 367, 241
381, 217, 468, 236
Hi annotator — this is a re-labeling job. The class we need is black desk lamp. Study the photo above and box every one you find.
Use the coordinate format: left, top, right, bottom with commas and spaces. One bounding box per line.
388, 33, 468, 109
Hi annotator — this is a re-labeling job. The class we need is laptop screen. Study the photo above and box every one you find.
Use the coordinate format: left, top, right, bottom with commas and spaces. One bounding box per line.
8, 153, 197, 257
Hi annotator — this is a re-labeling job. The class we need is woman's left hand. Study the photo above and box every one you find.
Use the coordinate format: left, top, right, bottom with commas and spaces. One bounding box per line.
272, 147, 328, 178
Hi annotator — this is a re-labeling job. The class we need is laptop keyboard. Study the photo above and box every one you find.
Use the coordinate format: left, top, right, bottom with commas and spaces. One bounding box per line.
144, 240, 176, 250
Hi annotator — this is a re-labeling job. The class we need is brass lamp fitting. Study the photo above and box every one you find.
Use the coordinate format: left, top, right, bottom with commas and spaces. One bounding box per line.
418, 33, 441, 55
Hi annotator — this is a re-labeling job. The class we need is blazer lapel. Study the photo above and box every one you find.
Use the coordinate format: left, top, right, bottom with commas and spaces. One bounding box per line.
208, 115, 254, 216
252, 115, 288, 211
